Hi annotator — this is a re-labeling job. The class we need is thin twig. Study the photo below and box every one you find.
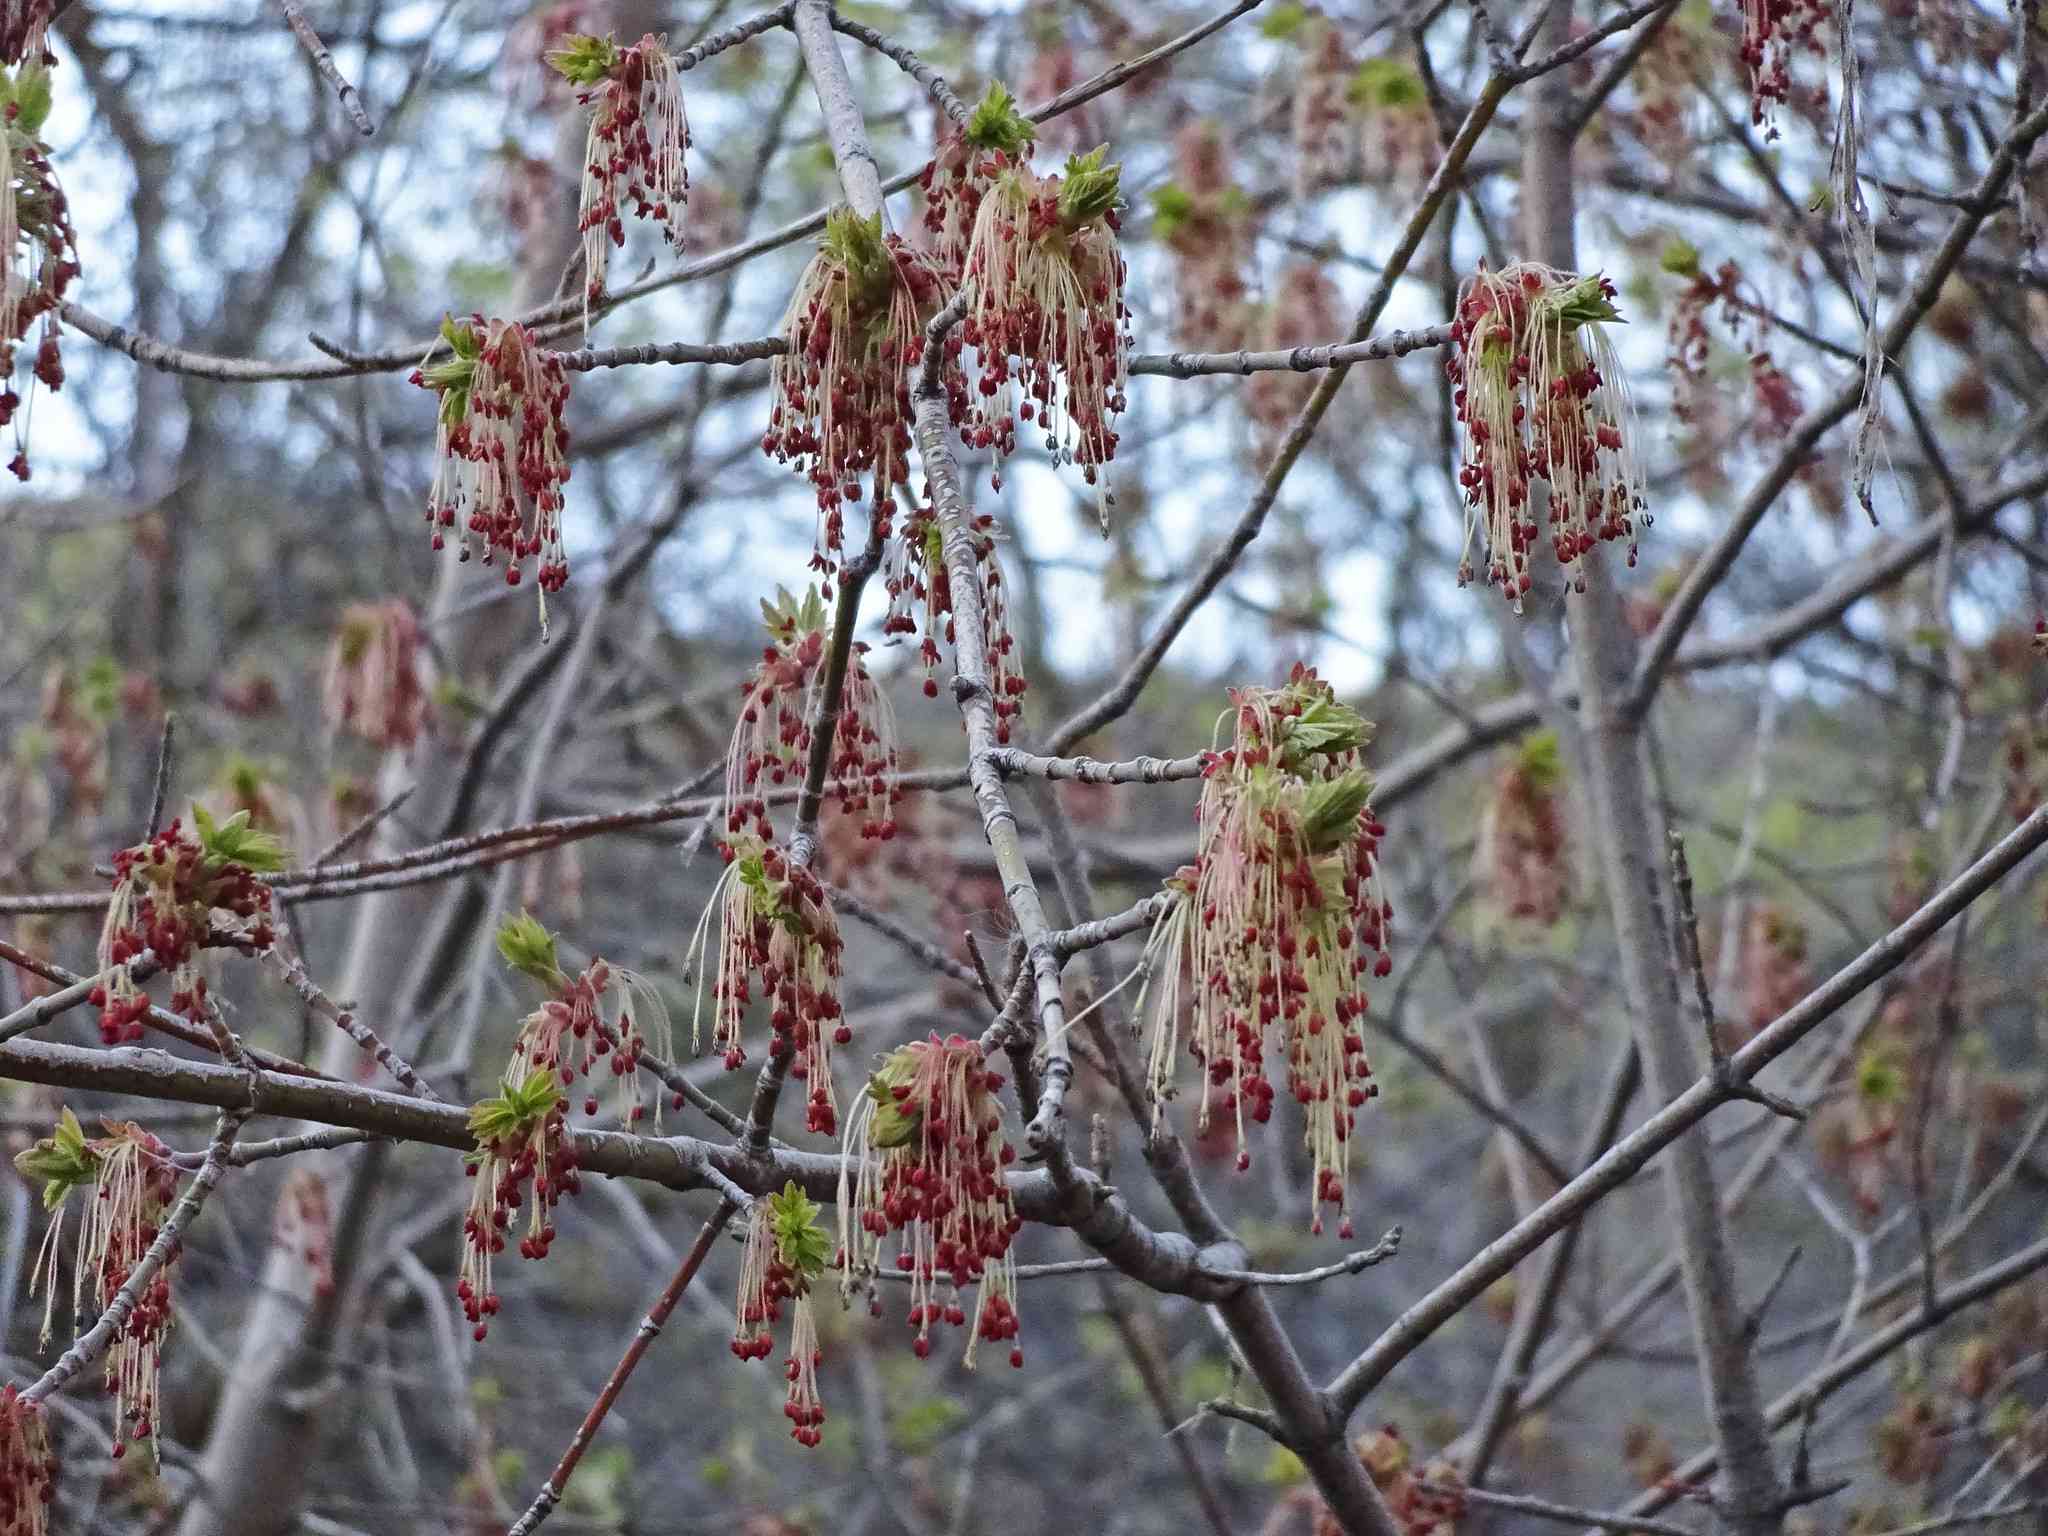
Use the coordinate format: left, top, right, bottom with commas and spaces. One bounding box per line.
505, 1200, 736, 1536
277, 0, 375, 135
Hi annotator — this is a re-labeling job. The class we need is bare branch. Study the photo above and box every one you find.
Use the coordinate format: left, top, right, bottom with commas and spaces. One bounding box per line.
276, 0, 375, 135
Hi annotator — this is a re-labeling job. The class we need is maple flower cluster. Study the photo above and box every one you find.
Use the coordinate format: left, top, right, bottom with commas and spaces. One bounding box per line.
0, 1385, 54, 1536
17, 1112, 182, 1463
960, 141, 1131, 522
1738, 0, 1827, 136
881, 502, 1026, 732
1448, 264, 1645, 607
722, 585, 900, 847
762, 209, 947, 566
92, 807, 285, 1044
919, 83, 1039, 282
413, 315, 572, 617
1141, 667, 1391, 1235
321, 599, 432, 751
2, 62, 78, 483
690, 836, 847, 1133
731, 1183, 832, 1447
547, 32, 690, 323
458, 1065, 579, 1341
839, 1034, 1024, 1367
1475, 731, 1570, 927
495, 912, 674, 1126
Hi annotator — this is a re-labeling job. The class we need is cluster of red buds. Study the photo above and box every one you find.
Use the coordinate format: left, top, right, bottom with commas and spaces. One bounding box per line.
920, 82, 1039, 282
961, 143, 1130, 526
321, 600, 432, 751
273, 1167, 336, 1300
458, 1062, 581, 1341
1815, 1043, 1905, 1218
881, 502, 1026, 731
1475, 731, 1571, 927
1140, 666, 1391, 1235
839, 1034, 1024, 1367
495, 912, 674, 1127
1348, 1426, 1466, 1536
0, 1385, 55, 1536
763, 209, 948, 569
1738, 0, 1827, 137
546, 32, 689, 325
731, 1183, 832, 1446
17, 1112, 181, 1463
689, 835, 847, 1133
3, 62, 79, 483
1149, 121, 1255, 351
723, 585, 900, 846
1449, 263, 1645, 606
93, 806, 285, 1043
413, 315, 572, 627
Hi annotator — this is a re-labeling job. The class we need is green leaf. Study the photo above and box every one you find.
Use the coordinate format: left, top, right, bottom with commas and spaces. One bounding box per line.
1257, 1, 1313, 38
496, 911, 565, 988
1057, 146, 1122, 229
962, 81, 1037, 156
469, 1067, 562, 1145
545, 33, 620, 89
821, 207, 893, 313
1285, 696, 1371, 760
1300, 772, 1373, 854
14, 1108, 99, 1211
1349, 57, 1424, 109
864, 1049, 922, 1148
1659, 239, 1701, 278
1549, 273, 1625, 328
1516, 729, 1564, 790
7, 64, 53, 140
767, 1181, 831, 1279
1149, 183, 1196, 242
193, 804, 289, 874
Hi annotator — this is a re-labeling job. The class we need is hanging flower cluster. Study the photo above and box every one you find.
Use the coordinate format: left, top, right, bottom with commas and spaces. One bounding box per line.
1738, 0, 1827, 137
1249, 263, 1343, 450
17, 1111, 181, 1462
3, 62, 79, 483
731, 1183, 832, 1447
839, 1034, 1024, 1367
1139, 666, 1391, 1235
495, 912, 675, 1126
1150, 121, 1256, 351
1449, 263, 1645, 607
762, 209, 948, 567
547, 32, 689, 323
722, 585, 900, 846
689, 836, 847, 1132
458, 1063, 580, 1341
1290, 13, 1356, 197
919, 82, 1039, 282
881, 503, 1026, 732
1350, 57, 1439, 193
93, 806, 285, 1044
1475, 731, 1570, 927
961, 144, 1130, 524
0, 1385, 54, 1536
413, 315, 572, 623
322, 600, 432, 751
